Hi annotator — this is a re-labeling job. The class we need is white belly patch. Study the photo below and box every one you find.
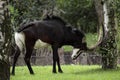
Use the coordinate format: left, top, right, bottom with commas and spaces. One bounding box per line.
15, 32, 49, 52
34, 39, 48, 49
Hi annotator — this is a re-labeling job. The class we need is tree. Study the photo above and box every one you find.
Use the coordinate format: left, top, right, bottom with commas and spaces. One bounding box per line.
10, 0, 56, 29
56, 0, 99, 33
0, 0, 11, 80
94, 0, 118, 69
10, 0, 99, 33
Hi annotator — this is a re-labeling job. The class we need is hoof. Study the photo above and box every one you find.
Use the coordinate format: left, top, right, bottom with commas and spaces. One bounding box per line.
52, 70, 57, 73
58, 70, 63, 73
11, 73, 15, 76
30, 72, 34, 75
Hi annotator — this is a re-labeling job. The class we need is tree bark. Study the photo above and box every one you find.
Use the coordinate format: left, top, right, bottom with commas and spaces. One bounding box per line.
94, 0, 118, 69
0, 0, 11, 80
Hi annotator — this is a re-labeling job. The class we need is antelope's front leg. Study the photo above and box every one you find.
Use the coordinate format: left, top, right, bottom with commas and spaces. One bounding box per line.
52, 45, 63, 73
52, 45, 57, 73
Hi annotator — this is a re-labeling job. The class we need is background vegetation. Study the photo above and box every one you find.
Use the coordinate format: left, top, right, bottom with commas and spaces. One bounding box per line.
8, 0, 120, 80
9, 0, 120, 67
9, 0, 120, 44
10, 65, 120, 80
10, 0, 98, 33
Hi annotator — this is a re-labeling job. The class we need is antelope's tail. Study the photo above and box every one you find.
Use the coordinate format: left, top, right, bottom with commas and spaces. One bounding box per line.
14, 32, 25, 53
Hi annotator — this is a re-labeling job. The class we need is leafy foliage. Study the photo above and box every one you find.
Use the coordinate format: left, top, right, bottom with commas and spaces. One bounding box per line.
116, 0, 120, 26
10, 0, 99, 33
0, 0, 11, 79
115, 0, 120, 56
10, 0, 56, 30
56, 0, 99, 33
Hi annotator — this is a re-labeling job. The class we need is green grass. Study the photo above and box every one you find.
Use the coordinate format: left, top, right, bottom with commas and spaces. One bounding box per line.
10, 65, 120, 80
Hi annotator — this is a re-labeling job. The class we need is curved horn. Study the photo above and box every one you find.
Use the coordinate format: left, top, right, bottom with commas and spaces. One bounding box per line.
71, 24, 105, 60
71, 1, 107, 60
87, 24, 105, 51
87, 0, 109, 51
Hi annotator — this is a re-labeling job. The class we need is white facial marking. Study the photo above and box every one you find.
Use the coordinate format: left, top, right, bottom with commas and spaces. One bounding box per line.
71, 48, 80, 59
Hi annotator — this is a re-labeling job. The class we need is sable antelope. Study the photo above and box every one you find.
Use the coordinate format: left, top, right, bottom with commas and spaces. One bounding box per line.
11, 15, 104, 75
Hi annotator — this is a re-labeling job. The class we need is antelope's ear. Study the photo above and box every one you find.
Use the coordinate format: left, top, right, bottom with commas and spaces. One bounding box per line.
72, 28, 78, 33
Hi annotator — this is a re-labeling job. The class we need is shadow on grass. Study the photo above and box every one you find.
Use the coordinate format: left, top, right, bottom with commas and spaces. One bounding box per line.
73, 67, 120, 75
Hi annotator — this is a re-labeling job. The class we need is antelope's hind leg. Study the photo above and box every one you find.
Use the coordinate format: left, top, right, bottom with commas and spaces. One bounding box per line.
11, 45, 20, 75
24, 39, 35, 74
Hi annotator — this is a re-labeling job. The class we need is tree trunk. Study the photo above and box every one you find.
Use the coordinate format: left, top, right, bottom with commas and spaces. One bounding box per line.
94, 0, 118, 69
0, 0, 11, 80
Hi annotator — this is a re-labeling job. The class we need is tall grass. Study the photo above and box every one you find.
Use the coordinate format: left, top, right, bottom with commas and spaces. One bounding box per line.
10, 65, 120, 80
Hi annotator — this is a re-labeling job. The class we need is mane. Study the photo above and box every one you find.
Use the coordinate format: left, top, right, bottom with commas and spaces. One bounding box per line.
17, 15, 66, 32
43, 15, 66, 25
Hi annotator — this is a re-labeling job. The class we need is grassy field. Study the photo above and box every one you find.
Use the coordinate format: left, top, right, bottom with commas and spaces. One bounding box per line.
10, 33, 120, 80
10, 65, 120, 80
